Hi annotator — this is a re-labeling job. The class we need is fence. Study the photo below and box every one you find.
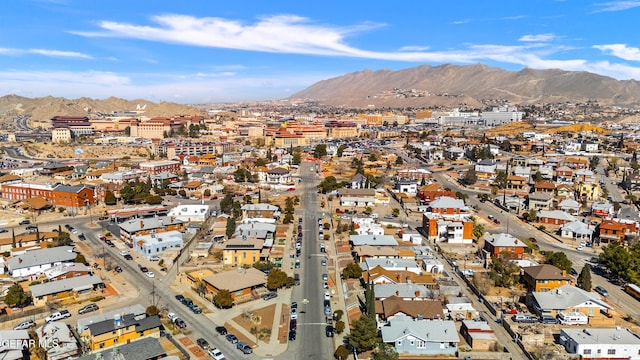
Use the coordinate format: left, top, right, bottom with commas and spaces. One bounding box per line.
0, 305, 50, 324
502, 319, 537, 360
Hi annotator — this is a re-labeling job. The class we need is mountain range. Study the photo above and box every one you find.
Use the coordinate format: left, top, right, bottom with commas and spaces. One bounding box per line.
289, 63, 640, 108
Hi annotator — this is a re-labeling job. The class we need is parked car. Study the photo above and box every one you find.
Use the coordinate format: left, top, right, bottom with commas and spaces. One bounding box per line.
288, 329, 296, 341
540, 315, 559, 324
215, 326, 228, 335
225, 334, 238, 344
139, 266, 149, 273
14, 320, 36, 330
174, 318, 187, 329
124, 254, 133, 261
175, 294, 185, 302
45, 310, 71, 323
290, 308, 298, 320
146, 271, 155, 278
149, 255, 161, 261
594, 285, 609, 297
78, 303, 99, 314
262, 292, 278, 301
207, 347, 226, 360
19, 219, 30, 225
78, 233, 86, 241
289, 319, 297, 331
167, 313, 179, 322
114, 266, 123, 273
236, 342, 252, 354
196, 338, 210, 350
512, 314, 537, 323
0, 229, 8, 233
326, 325, 334, 337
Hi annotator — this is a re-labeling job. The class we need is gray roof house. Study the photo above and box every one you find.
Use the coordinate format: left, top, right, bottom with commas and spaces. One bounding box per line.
381, 314, 459, 356
528, 284, 610, 316
0, 329, 30, 360
7, 246, 76, 277
528, 191, 554, 211
350, 234, 398, 247
560, 327, 640, 359
76, 337, 166, 360
560, 221, 595, 241
30, 274, 104, 305
36, 322, 80, 360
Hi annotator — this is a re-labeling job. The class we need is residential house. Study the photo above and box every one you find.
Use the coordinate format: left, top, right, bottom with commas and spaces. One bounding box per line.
528, 191, 554, 211
133, 230, 183, 259
167, 204, 211, 223
483, 233, 528, 260
565, 157, 589, 170
574, 168, 596, 184
363, 258, 421, 275
265, 167, 291, 184
556, 184, 575, 199
381, 316, 459, 356
598, 219, 637, 243
429, 196, 467, 215
560, 221, 595, 242
558, 198, 581, 214
375, 296, 444, 326
44, 263, 92, 281
559, 328, 640, 360
527, 284, 611, 317
513, 166, 532, 182
36, 322, 80, 360
533, 180, 556, 193
592, 201, 614, 218
537, 210, 577, 225
460, 320, 499, 351
76, 304, 147, 334
7, 246, 76, 277
374, 283, 433, 300
350, 173, 367, 189
555, 166, 574, 185
351, 235, 399, 247
422, 213, 473, 244
576, 181, 600, 201
0, 231, 59, 253
353, 246, 398, 262
523, 264, 572, 292
0, 330, 30, 360
506, 175, 527, 191
474, 159, 497, 181
418, 189, 457, 205
30, 274, 104, 306
395, 180, 418, 195
118, 216, 184, 248
76, 337, 166, 360
202, 267, 266, 300
81, 313, 162, 352
241, 203, 280, 219
337, 188, 376, 207
223, 237, 264, 267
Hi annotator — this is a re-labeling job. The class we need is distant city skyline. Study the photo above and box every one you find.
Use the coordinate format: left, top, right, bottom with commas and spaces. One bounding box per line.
2, 1, 640, 104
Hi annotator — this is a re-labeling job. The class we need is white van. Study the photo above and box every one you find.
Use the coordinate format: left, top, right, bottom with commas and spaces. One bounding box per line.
370, 213, 379, 219
556, 311, 588, 325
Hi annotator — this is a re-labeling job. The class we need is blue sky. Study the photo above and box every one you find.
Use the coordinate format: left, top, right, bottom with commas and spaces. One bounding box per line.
2, 0, 640, 104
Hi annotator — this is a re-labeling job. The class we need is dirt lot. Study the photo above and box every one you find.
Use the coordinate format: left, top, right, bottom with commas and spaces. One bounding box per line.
231, 304, 276, 344
21, 142, 150, 160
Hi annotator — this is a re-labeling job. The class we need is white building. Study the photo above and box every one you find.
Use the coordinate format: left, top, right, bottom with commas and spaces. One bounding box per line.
560, 327, 640, 360
133, 230, 183, 259
168, 204, 211, 223
7, 246, 76, 278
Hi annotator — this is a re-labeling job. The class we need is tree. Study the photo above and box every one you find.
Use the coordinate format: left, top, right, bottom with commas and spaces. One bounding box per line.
349, 316, 381, 353
600, 242, 632, 281
195, 280, 207, 296
220, 192, 234, 214
337, 145, 346, 157
365, 282, 375, 319
225, 217, 236, 239
392, 208, 400, 217
334, 345, 351, 360
589, 156, 600, 171
533, 170, 544, 182
493, 170, 508, 192
213, 289, 234, 308
472, 221, 485, 243
255, 158, 267, 167
395, 156, 403, 166
203, 189, 211, 198
313, 144, 327, 158
372, 343, 399, 360
104, 191, 117, 205
462, 168, 478, 185
5, 283, 28, 307
334, 320, 345, 334
292, 151, 301, 165
342, 262, 364, 279
267, 268, 288, 290
74, 253, 87, 263
576, 265, 592, 291
146, 305, 160, 316
546, 251, 573, 273
368, 153, 378, 162
124, 126, 131, 136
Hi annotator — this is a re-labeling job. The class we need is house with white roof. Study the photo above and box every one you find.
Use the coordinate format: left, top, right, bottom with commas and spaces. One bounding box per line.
558, 198, 581, 214
429, 196, 467, 215
36, 322, 80, 359
363, 258, 421, 275
167, 204, 211, 223
374, 283, 433, 300
352, 217, 384, 236
560, 221, 595, 242
7, 246, 76, 277
560, 327, 640, 359
381, 315, 459, 356
350, 234, 398, 247
133, 230, 184, 259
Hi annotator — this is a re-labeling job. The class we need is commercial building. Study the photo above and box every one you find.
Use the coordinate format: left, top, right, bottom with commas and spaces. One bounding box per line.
132, 230, 183, 259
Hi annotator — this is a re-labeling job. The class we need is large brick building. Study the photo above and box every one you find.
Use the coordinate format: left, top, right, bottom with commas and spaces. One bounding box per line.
2, 182, 95, 208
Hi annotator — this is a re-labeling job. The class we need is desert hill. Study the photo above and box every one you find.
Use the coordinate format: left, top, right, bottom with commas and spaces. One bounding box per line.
290, 63, 640, 108
0, 95, 203, 122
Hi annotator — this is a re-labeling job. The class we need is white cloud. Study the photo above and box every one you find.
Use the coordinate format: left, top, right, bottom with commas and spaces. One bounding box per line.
519, 33, 556, 42
398, 45, 430, 51
592, 1, 640, 12
0, 47, 91, 59
594, 44, 640, 61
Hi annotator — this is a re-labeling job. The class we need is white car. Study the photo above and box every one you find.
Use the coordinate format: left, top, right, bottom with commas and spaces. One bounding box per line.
146, 271, 155, 278
167, 313, 178, 322
149, 255, 161, 261
45, 310, 71, 323
208, 347, 226, 360
119, 250, 128, 256
290, 308, 298, 320
576, 246, 584, 251
324, 290, 330, 301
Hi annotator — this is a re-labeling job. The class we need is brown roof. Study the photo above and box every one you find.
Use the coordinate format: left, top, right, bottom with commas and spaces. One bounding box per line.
534, 181, 556, 189
203, 267, 266, 293
353, 245, 398, 257
21, 196, 51, 210
419, 183, 443, 192
0, 231, 59, 246
184, 181, 202, 189
0, 174, 20, 183
363, 265, 437, 285
376, 296, 444, 320
523, 264, 571, 281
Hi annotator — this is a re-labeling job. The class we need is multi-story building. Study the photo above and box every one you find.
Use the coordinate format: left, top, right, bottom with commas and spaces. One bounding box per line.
523, 264, 572, 292
325, 121, 359, 138
80, 313, 162, 352
128, 117, 172, 139
152, 140, 234, 159
138, 160, 181, 175
51, 127, 72, 143
133, 230, 183, 259
483, 233, 528, 260
223, 237, 264, 267
2, 182, 95, 208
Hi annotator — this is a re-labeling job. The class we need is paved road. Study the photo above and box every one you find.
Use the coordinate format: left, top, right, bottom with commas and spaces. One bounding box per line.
285, 160, 334, 360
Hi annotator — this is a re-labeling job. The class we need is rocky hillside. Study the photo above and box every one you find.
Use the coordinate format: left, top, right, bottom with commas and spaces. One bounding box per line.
290, 63, 640, 108
0, 95, 203, 122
